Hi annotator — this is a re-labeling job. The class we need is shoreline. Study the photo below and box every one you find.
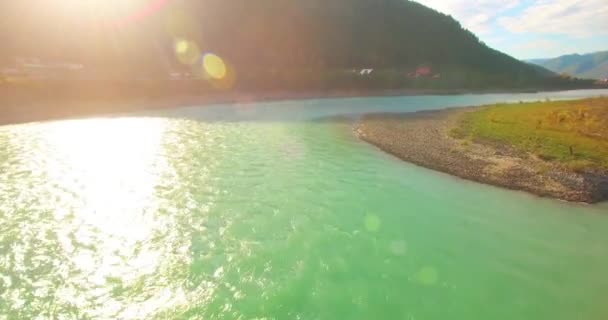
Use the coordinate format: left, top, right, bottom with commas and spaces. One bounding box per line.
1, 87, 603, 126
355, 108, 608, 204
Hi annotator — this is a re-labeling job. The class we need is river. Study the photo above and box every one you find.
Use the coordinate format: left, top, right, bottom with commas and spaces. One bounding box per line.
1, 89, 607, 319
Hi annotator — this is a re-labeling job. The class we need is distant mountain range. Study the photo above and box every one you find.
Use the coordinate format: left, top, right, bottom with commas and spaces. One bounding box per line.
528, 51, 608, 80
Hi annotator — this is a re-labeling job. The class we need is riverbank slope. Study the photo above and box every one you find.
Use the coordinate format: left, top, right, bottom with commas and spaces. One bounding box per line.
355, 98, 608, 203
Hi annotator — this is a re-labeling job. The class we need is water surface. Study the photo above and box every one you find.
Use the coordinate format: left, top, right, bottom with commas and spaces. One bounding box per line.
1, 90, 608, 319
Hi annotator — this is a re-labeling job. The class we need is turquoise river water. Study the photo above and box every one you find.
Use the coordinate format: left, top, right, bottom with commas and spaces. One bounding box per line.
1, 90, 608, 319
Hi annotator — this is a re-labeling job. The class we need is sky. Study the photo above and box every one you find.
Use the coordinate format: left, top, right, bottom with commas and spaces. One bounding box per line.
416, 0, 608, 60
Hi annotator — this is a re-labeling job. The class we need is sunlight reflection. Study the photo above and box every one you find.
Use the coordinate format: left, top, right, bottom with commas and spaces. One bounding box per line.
26, 117, 191, 317
42, 118, 166, 223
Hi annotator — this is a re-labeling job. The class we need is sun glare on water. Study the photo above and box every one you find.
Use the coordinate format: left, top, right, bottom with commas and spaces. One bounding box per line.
15, 117, 194, 318
41, 118, 167, 211
39, 117, 169, 250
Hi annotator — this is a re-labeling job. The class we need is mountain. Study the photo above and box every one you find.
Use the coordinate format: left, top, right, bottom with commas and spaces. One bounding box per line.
2, 0, 590, 91
528, 51, 608, 80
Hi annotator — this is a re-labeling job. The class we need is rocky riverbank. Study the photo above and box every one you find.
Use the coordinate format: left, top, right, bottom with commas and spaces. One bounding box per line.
355, 108, 608, 203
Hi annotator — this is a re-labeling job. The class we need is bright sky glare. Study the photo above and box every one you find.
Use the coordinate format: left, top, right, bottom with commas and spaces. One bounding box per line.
416, 0, 608, 59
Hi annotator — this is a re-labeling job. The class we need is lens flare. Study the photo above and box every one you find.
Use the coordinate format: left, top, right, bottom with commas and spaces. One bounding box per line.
175, 41, 188, 54
364, 214, 381, 232
210, 63, 238, 90
203, 53, 227, 80
417, 267, 439, 286
174, 39, 200, 65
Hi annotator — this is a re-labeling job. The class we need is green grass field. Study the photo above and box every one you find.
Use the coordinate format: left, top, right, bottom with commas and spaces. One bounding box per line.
453, 97, 608, 171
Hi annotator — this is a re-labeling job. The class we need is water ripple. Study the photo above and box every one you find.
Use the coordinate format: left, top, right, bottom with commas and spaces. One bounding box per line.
2, 93, 608, 319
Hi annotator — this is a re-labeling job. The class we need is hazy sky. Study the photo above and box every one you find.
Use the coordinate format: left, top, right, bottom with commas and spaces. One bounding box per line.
417, 0, 608, 59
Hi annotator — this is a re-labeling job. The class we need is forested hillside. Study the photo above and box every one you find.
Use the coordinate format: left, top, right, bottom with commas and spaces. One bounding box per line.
0, 0, 596, 90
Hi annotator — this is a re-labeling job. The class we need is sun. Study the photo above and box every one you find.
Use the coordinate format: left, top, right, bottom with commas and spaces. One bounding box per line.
55, 0, 142, 15
51, 0, 170, 25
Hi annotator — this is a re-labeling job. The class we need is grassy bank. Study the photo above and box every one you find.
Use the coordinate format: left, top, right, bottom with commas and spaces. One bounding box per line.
452, 97, 608, 172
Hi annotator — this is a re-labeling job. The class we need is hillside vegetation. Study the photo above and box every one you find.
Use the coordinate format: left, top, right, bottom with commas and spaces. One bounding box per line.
2, 0, 594, 91
453, 97, 608, 171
